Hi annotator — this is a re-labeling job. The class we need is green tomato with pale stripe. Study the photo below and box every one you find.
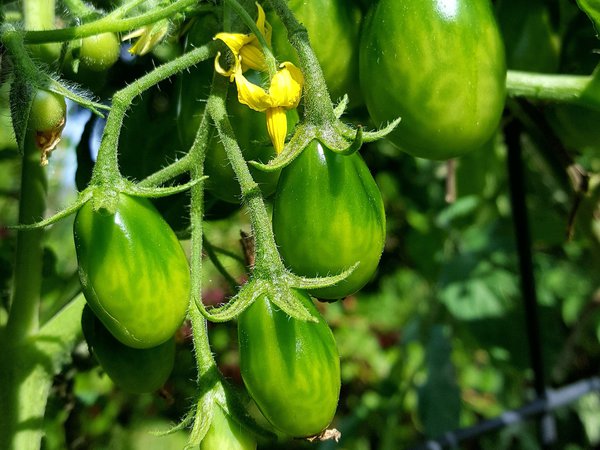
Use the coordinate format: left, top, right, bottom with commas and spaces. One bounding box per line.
359, 0, 506, 159
74, 193, 190, 349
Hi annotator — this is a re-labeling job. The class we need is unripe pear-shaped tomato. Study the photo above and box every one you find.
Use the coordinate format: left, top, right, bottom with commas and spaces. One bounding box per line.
269, 0, 363, 108
73, 193, 190, 348
273, 141, 386, 299
359, 0, 506, 160
238, 290, 340, 437
81, 306, 175, 394
200, 404, 257, 450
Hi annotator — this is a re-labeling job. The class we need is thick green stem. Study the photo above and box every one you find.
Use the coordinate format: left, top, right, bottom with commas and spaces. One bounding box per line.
207, 76, 284, 277
507, 70, 590, 103
0, 295, 85, 450
6, 133, 46, 339
22, 0, 197, 43
91, 42, 217, 189
267, 0, 336, 124
22, 0, 59, 65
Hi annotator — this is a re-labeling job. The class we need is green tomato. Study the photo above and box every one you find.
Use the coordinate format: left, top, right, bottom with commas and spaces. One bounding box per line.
28, 90, 66, 133
238, 290, 340, 437
200, 404, 256, 450
73, 193, 190, 349
269, 0, 363, 108
79, 32, 121, 72
359, 0, 506, 160
81, 305, 175, 394
273, 141, 386, 299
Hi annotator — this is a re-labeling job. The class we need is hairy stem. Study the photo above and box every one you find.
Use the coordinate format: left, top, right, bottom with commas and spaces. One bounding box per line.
207, 76, 285, 277
23, 0, 197, 43
91, 42, 217, 189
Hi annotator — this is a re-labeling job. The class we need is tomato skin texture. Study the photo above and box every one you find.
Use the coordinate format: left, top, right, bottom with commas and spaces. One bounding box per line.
238, 290, 340, 437
273, 141, 386, 299
28, 90, 66, 132
79, 33, 121, 72
81, 306, 175, 394
359, 0, 506, 160
269, 0, 363, 107
200, 405, 257, 450
73, 193, 190, 349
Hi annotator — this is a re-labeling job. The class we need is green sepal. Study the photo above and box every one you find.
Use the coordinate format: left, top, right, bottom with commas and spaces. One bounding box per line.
285, 262, 359, 291
7, 189, 93, 230
195, 280, 265, 323
124, 176, 206, 199
8, 71, 34, 155
46, 76, 109, 117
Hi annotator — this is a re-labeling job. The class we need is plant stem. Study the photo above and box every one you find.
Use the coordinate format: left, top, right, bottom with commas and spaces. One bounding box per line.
91, 42, 217, 190
5, 133, 46, 339
138, 154, 193, 188
22, 0, 197, 43
267, 0, 335, 124
207, 76, 285, 277
507, 70, 590, 103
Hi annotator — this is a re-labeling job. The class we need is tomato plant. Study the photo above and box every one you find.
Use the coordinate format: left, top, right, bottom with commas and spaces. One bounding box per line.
238, 289, 340, 437
2, 0, 599, 449
359, 0, 506, 159
73, 193, 190, 348
273, 140, 386, 299
81, 306, 175, 394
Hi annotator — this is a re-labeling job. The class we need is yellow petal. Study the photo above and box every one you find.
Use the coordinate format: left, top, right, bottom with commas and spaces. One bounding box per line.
255, 2, 272, 46
240, 42, 267, 72
214, 51, 235, 80
234, 63, 273, 111
266, 107, 287, 154
214, 32, 251, 56
269, 62, 304, 108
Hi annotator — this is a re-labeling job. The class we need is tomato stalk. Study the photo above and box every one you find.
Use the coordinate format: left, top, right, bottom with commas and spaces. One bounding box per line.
207, 76, 286, 278
507, 70, 593, 105
21, 0, 199, 43
90, 41, 217, 205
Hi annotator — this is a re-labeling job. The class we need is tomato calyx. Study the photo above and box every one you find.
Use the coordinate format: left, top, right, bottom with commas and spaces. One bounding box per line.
195, 261, 357, 323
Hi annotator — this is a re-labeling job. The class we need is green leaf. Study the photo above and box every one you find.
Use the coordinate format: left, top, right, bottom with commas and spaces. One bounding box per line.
417, 326, 461, 438
8, 71, 34, 154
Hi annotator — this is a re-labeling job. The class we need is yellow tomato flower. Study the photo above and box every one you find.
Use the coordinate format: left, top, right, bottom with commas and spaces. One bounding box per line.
214, 3, 272, 76
123, 20, 170, 56
232, 60, 304, 153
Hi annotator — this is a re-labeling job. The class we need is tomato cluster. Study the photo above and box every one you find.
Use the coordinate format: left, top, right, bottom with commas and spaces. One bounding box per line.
66, 0, 513, 442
